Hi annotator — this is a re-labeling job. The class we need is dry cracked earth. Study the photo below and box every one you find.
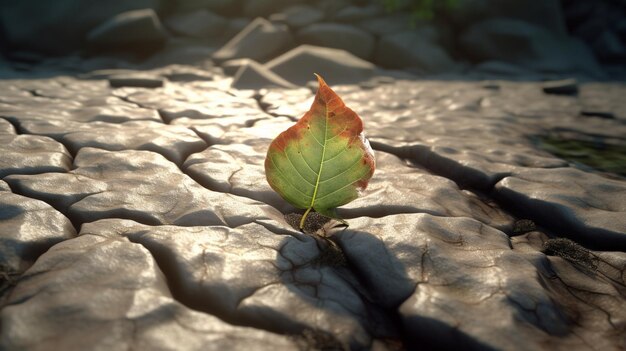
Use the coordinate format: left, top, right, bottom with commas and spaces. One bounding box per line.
1, 65, 625, 351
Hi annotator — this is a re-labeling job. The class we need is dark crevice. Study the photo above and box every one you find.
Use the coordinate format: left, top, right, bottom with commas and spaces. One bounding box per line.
122, 234, 314, 341
189, 127, 225, 147
370, 140, 626, 252
251, 91, 298, 121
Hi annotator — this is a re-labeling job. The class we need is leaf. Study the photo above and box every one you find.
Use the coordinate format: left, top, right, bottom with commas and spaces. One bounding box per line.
265, 74, 375, 229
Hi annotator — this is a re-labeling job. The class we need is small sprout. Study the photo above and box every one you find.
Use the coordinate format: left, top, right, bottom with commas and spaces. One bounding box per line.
266, 74, 375, 229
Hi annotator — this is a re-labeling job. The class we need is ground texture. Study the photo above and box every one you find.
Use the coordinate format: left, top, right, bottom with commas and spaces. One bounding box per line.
1, 65, 625, 350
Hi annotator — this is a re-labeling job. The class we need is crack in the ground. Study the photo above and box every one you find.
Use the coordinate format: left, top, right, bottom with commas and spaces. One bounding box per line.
369, 139, 625, 252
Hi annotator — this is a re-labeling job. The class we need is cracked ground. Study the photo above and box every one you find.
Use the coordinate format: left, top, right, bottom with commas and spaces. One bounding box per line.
1, 65, 625, 351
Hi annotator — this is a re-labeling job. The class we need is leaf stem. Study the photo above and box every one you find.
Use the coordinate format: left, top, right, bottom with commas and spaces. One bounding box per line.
300, 207, 313, 229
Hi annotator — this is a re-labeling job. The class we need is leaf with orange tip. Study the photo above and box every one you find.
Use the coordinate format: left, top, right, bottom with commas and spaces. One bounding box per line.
264, 74, 375, 229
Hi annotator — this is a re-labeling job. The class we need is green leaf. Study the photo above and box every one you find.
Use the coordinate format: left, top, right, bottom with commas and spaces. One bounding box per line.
264, 74, 376, 229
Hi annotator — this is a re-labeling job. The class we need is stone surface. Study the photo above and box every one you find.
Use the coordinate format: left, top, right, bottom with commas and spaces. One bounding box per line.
4, 147, 270, 227
18, 119, 206, 165
212, 17, 294, 64
0, 230, 298, 350
78, 218, 388, 349
296, 23, 376, 60
460, 18, 603, 77
266, 45, 375, 85
241, 0, 293, 18
542, 79, 579, 95
86, 9, 167, 56
184, 129, 513, 229
448, 0, 568, 35
221, 58, 255, 76
0, 192, 75, 275
164, 10, 228, 39
0, 62, 624, 351
356, 13, 413, 37
108, 74, 164, 88
336, 214, 626, 350
332, 4, 383, 22
495, 167, 626, 250
0, 118, 16, 134
231, 60, 297, 90
0, 0, 161, 55
269, 4, 325, 29
0, 78, 160, 124
0, 134, 72, 178
375, 28, 457, 73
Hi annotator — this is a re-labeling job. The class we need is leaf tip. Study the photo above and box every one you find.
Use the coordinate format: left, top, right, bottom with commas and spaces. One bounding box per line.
313, 73, 327, 87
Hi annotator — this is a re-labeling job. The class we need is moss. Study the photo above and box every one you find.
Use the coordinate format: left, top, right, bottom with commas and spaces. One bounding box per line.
291, 328, 348, 351
284, 212, 333, 235
512, 219, 536, 235
542, 238, 598, 271
537, 135, 626, 177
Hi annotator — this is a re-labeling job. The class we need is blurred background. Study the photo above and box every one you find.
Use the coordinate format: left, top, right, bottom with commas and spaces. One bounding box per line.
0, 0, 625, 80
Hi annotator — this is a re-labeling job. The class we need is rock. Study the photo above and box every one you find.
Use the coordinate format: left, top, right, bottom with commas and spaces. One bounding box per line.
212, 17, 294, 64
339, 153, 513, 229
108, 74, 164, 88
220, 17, 250, 43
258, 88, 313, 118
579, 82, 626, 121
296, 23, 375, 60
542, 79, 579, 95
332, 4, 383, 22
0, 79, 161, 123
495, 167, 626, 250
460, 18, 603, 77
171, 0, 241, 15
472, 60, 539, 78
265, 45, 375, 85
86, 9, 167, 56
580, 110, 615, 120
184, 138, 291, 212
0, 134, 72, 178
0, 0, 161, 55
356, 13, 413, 37
0, 192, 75, 275
4, 147, 270, 227
0, 228, 298, 350
221, 58, 254, 76
592, 30, 626, 62
150, 64, 215, 82
241, 0, 293, 18
164, 10, 228, 39
18, 119, 206, 165
447, 0, 568, 35
0, 118, 16, 134
336, 213, 626, 350
140, 40, 217, 68
269, 5, 325, 29
375, 28, 457, 73
231, 60, 297, 90
114, 86, 265, 125
185, 124, 513, 228
80, 218, 378, 349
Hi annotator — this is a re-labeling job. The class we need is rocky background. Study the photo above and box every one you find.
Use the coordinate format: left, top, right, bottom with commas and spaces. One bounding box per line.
1, 0, 625, 350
